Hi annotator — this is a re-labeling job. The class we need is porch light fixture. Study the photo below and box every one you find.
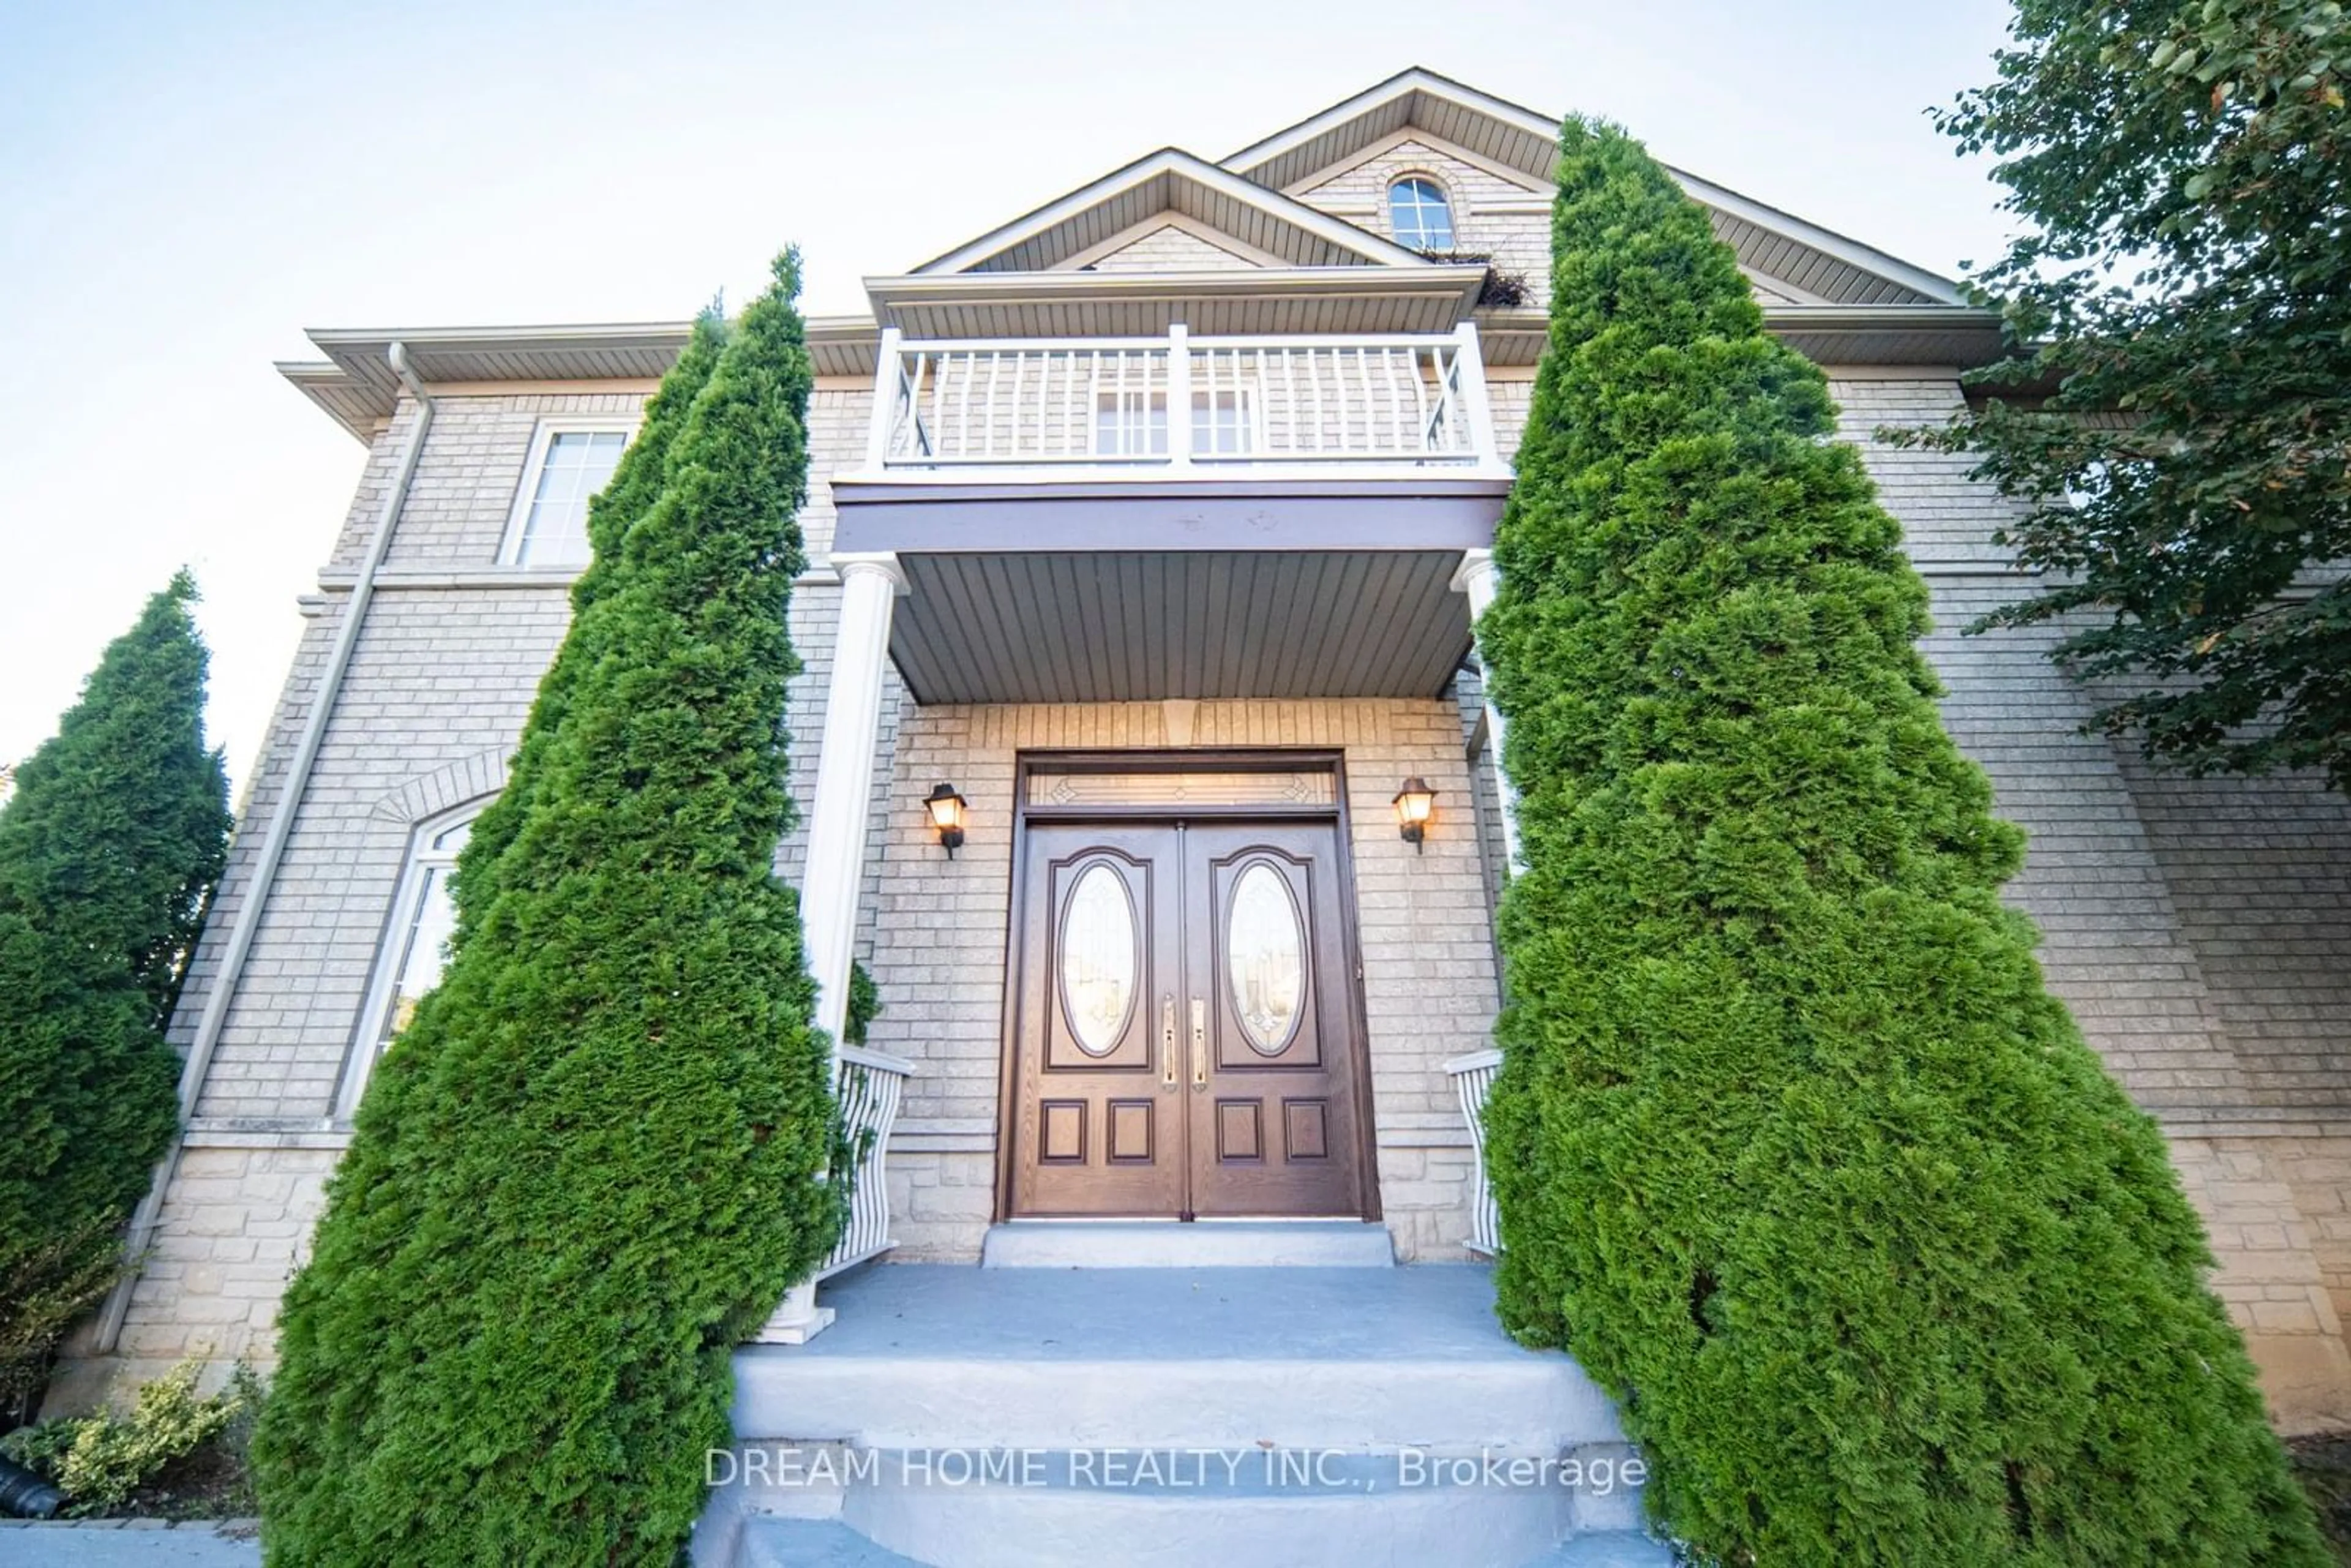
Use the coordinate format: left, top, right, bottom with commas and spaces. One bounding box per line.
1393, 778, 1436, 853
924, 783, 968, 857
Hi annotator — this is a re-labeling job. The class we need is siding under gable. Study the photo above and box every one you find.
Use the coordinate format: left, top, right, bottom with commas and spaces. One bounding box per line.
1086, 221, 1263, 272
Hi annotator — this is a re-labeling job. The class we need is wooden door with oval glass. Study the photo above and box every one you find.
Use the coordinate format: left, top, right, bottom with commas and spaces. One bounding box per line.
1008, 815, 1368, 1219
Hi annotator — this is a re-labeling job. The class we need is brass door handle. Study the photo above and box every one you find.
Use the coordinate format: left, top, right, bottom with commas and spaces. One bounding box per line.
1161, 995, 1177, 1089
1190, 998, 1207, 1089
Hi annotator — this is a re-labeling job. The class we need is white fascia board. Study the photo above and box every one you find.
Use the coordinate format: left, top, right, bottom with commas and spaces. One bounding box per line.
1227, 68, 1963, 307
910, 148, 1430, 276
1221, 67, 1558, 178
866, 264, 1486, 309
304, 321, 696, 356
1662, 168, 1965, 306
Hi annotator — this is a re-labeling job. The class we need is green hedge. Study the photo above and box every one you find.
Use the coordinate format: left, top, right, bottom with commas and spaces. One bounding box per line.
0, 573, 230, 1408
1476, 117, 2326, 1565
252, 254, 839, 1566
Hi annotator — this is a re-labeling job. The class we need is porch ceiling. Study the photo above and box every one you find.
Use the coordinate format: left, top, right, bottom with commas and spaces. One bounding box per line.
888, 550, 1474, 705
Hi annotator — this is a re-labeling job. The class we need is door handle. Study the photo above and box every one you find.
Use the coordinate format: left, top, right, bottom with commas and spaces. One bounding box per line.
1161, 995, 1177, 1089
1190, 998, 1207, 1089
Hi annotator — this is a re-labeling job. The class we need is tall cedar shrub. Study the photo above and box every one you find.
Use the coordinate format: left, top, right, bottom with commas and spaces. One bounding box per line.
0, 573, 230, 1409
1477, 119, 2327, 1565
251, 254, 839, 1566
452, 307, 729, 918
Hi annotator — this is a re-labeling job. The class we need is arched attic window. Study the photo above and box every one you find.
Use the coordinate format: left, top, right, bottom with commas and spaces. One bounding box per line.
1387, 175, 1455, 251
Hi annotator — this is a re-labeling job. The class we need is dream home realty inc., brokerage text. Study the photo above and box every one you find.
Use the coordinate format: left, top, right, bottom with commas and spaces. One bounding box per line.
709, 1444, 1649, 1496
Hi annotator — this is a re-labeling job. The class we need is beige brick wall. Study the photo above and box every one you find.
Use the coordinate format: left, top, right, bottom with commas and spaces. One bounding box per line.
50, 1142, 340, 1410
2170, 1136, 2351, 1433
1861, 376, 2351, 1430
2274, 1139, 2351, 1338
862, 697, 1498, 1262
65, 380, 877, 1407
68, 304, 2351, 1444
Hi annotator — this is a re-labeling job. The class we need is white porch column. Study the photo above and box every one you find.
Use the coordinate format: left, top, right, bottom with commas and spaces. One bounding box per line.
1453, 549, 1524, 874
800, 552, 907, 1045
759, 550, 904, 1347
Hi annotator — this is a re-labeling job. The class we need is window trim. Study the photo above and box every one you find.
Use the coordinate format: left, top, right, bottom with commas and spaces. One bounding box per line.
1385, 173, 1457, 252
497, 416, 639, 567
336, 803, 482, 1118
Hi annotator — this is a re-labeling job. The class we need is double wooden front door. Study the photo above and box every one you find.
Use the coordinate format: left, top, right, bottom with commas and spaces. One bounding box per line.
1008, 816, 1370, 1219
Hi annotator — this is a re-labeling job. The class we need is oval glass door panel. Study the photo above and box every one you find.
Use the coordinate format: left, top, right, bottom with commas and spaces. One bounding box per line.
1228, 862, 1305, 1055
1060, 863, 1138, 1056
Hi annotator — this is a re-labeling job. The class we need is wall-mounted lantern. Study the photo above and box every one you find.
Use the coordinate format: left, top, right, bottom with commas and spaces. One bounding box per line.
924, 783, 968, 857
1393, 777, 1436, 853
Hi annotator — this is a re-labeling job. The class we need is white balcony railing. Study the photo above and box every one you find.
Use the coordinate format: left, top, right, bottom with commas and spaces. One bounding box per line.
863, 323, 1500, 475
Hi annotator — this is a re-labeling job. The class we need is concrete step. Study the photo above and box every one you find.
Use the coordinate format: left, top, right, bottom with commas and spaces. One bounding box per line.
732, 1266, 1622, 1453
727, 1452, 1668, 1568
836, 1450, 1624, 1568
737, 1518, 926, 1567
710, 1265, 1654, 1568
980, 1220, 1395, 1269
740, 1517, 1676, 1568
1525, 1536, 1682, 1567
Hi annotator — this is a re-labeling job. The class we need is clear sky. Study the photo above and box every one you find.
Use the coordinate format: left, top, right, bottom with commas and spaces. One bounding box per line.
0, 0, 2018, 797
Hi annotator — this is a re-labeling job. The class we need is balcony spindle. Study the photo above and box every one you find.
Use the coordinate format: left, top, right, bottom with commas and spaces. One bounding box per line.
1167, 323, 1192, 468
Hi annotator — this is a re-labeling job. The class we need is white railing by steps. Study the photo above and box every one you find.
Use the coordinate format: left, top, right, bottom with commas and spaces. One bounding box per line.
752, 1042, 914, 1345
1444, 1048, 1504, 1257
819, 1044, 915, 1278
866, 323, 1500, 475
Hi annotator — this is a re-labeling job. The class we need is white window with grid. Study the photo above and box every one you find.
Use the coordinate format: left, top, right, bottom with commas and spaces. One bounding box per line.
337, 808, 475, 1116
501, 421, 633, 566
1191, 386, 1257, 456
1094, 388, 1169, 457
1093, 388, 1259, 457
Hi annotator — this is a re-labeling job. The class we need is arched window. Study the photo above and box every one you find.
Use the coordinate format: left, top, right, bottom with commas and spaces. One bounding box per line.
338, 806, 478, 1115
1387, 176, 1455, 250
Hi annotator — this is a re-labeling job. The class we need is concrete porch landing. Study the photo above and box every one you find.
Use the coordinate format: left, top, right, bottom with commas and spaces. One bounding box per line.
734, 1263, 1619, 1451
709, 1265, 1669, 1567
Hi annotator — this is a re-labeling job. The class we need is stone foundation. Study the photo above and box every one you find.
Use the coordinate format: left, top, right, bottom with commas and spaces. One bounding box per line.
2169, 1133, 2351, 1434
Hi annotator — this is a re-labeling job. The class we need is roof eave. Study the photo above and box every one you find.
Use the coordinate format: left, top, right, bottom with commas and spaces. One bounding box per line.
1664, 168, 1965, 307
910, 146, 1432, 277
279, 317, 887, 443
1223, 68, 1965, 309
1474, 302, 2008, 369
1221, 66, 1557, 179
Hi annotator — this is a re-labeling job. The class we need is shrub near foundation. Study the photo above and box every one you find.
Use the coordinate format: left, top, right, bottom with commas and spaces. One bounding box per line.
251, 254, 839, 1566
1476, 116, 2327, 1566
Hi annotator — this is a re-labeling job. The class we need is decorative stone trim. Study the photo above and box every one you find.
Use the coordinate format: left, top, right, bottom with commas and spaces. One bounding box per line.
369, 748, 511, 827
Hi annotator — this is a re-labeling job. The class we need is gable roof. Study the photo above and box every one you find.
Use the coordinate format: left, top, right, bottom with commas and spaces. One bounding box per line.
1224, 67, 1965, 308
913, 147, 1432, 275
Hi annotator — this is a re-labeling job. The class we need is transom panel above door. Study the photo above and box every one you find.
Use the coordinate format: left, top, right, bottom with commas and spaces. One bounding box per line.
1004, 756, 1374, 1222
